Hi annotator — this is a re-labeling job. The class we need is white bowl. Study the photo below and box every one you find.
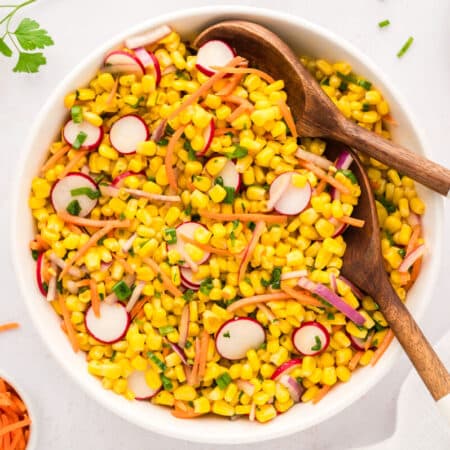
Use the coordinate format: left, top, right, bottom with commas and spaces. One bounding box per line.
11, 5, 444, 444
0, 369, 37, 449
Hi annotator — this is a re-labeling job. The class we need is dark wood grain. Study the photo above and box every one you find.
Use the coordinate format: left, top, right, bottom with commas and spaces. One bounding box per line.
194, 20, 450, 196
337, 145, 450, 401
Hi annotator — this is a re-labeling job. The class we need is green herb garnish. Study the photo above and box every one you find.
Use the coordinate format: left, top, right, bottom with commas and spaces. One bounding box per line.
72, 131, 88, 149
183, 289, 194, 301
66, 199, 81, 216
71, 105, 83, 123
216, 372, 232, 390
248, 221, 256, 231
362, 103, 370, 112
70, 187, 100, 199
185, 340, 192, 349
337, 72, 372, 90
183, 140, 197, 160
270, 267, 282, 289
147, 351, 167, 371
160, 374, 173, 391
376, 195, 396, 213
378, 19, 390, 28
311, 335, 322, 352
199, 277, 213, 295
398, 248, 406, 258
223, 186, 235, 204
157, 138, 169, 146
226, 145, 248, 159
159, 325, 175, 336
112, 280, 131, 301
31, 249, 39, 261
336, 169, 358, 184
164, 227, 177, 245
223, 331, 231, 338
214, 176, 224, 186
397, 37, 414, 58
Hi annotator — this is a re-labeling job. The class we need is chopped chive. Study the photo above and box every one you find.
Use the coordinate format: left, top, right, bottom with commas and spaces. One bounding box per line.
226, 145, 248, 159
159, 325, 175, 336
336, 72, 372, 90
232, 219, 240, 230
112, 280, 131, 300
157, 138, 169, 146
31, 249, 39, 261
223, 331, 231, 338
66, 199, 81, 216
182, 289, 194, 301
185, 340, 192, 349
311, 335, 322, 352
397, 37, 414, 58
362, 103, 370, 112
71, 105, 83, 124
110, 350, 117, 361
378, 19, 390, 28
248, 221, 256, 231
70, 187, 100, 199
214, 176, 224, 187
199, 277, 213, 295
398, 248, 406, 258
223, 186, 235, 204
72, 131, 88, 149
163, 227, 177, 245
216, 372, 232, 390
270, 267, 282, 289
147, 351, 167, 371
160, 374, 173, 390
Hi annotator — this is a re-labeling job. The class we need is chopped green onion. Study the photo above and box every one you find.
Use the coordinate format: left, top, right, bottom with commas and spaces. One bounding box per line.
232, 219, 240, 230
42, 282, 48, 293
248, 221, 256, 231
397, 37, 414, 58
222, 331, 231, 338
214, 176, 224, 187
216, 372, 232, 390
159, 325, 176, 336
376, 195, 396, 213
185, 340, 192, 349
71, 105, 83, 124
311, 335, 322, 352
112, 280, 131, 300
336, 72, 372, 90
161, 374, 173, 390
183, 140, 197, 160
57, 279, 63, 294
157, 138, 169, 146
270, 267, 282, 289
226, 145, 248, 159
147, 351, 167, 371
72, 131, 88, 149
66, 199, 81, 216
378, 19, 390, 28
31, 249, 39, 261
223, 186, 235, 204
70, 187, 100, 199
398, 248, 406, 258
362, 103, 370, 112
183, 289, 194, 301
336, 169, 358, 184
199, 277, 213, 295
164, 227, 177, 245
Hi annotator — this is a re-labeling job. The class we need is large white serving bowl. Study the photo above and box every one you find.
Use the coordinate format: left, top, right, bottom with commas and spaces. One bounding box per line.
11, 5, 444, 445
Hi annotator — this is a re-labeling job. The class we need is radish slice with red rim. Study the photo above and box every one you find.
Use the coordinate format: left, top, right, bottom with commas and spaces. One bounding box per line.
36, 253, 47, 296
348, 333, 366, 351
104, 50, 144, 76
270, 172, 311, 215
216, 160, 240, 191
134, 48, 161, 85
127, 371, 160, 400
111, 171, 146, 187
85, 302, 130, 344
63, 120, 103, 150
215, 318, 265, 360
196, 119, 215, 156
195, 40, 236, 77
168, 222, 210, 268
180, 267, 204, 290
109, 114, 149, 154
292, 321, 330, 356
51, 172, 99, 217
271, 358, 303, 381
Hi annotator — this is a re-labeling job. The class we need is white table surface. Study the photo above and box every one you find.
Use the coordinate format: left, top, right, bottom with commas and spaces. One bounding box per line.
1, 0, 449, 448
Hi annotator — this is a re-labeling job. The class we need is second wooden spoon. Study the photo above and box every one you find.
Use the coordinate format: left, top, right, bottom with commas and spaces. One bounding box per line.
194, 20, 450, 196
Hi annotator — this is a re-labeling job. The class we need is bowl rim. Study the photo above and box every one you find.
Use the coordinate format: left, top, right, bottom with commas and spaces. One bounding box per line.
0, 369, 37, 449
11, 4, 444, 444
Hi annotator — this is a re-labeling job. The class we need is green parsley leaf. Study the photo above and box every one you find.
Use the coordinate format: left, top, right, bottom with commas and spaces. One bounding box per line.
112, 280, 131, 300
71, 187, 100, 199
14, 18, 54, 50
66, 199, 81, 216
163, 227, 177, 245
0, 38, 12, 57
13, 51, 46, 73
311, 335, 322, 352
71, 105, 83, 124
72, 131, 88, 150
226, 145, 248, 159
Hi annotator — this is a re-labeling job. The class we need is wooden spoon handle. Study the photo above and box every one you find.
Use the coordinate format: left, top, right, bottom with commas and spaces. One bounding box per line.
331, 118, 450, 196
376, 281, 450, 401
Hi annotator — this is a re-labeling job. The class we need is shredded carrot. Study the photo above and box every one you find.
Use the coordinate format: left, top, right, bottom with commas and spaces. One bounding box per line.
106, 76, 119, 106
39, 145, 71, 174
406, 257, 422, 290
130, 298, 147, 320
197, 330, 209, 380
221, 95, 250, 105
57, 211, 131, 229
371, 329, 394, 366
213, 127, 237, 137
165, 125, 186, 192
58, 294, 79, 353
59, 224, 115, 279
238, 221, 266, 282
0, 323, 19, 333
281, 285, 324, 307
312, 385, 331, 404
178, 233, 235, 256
90, 279, 100, 318
58, 150, 88, 179
406, 225, 421, 255
257, 303, 276, 322
211, 66, 276, 84
216, 72, 245, 96
113, 256, 135, 274
142, 257, 183, 298
67, 223, 83, 234
298, 160, 352, 195
227, 292, 290, 313
187, 337, 201, 386
336, 215, 365, 228
227, 102, 253, 123
171, 402, 202, 419
382, 113, 398, 126
198, 210, 287, 224
349, 351, 363, 371
277, 101, 298, 139
75, 279, 91, 287
0, 418, 31, 437
168, 56, 246, 121
364, 330, 375, 351
29, 235, 50, 251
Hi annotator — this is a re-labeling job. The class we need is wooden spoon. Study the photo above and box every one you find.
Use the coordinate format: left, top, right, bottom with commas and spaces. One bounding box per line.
194, 20, 450, 196
325, 143, 450, 419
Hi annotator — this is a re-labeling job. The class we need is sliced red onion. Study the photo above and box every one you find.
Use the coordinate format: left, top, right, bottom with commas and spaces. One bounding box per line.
165, 339, 189, 365
330, 273, 337, 293
122, 232, 137, 253
236, 379, 255, 397
338, 275, 365, 300
162, 64, 177, 75
178, 304, 190, 348
49, 253, 82, 278
298, 277, 366, 326
100, 261, 112, 271
280, 270, 309, 281
46, 263, 58, 302
279, 374, 304, 403
126, 281, 145, 312
296, 147, 334, 170
150, 120, 167, 142
125, 24, 172, 49
398, 244, 425, 273
335, 149, 353, 170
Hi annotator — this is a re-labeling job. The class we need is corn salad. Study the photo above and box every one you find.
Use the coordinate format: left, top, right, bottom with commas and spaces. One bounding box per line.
28, 27, 426, 423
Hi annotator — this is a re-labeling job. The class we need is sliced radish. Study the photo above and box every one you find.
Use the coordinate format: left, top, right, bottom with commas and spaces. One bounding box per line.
196, 40, 236, 77
348, 333, 366, 351
196, 119, 215, 156
269, 172, 311, 215
109, 114, 149, 154
85, 302, 130, 344
103, 50, 144, 76
125, 24, 172, 50
168, 222, 210, 268
215, 318, 265, 360
127, 371, 160, 400
134, 48, 161, 86
36, 253, 47, 296
216, 160, 240, 191
63, 120, 103, 150
271, 358, 303, 381
50, 172, 99, 217
180, 267, 204, 290
292, 321, 330, 356
111, 170, 145, 187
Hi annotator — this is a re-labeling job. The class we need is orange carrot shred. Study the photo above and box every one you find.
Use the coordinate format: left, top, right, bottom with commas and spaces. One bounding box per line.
238, 220, 266, 282
57, 211, 131, 228
0, 418, 31, 437
349, 351, 364, 371
281, 285, 324, 307
90, 279, 100, 318
142, 257, 183, 298
0, 323, 19, 333
58, 150, 88, 179
227, 292, 291, 313
58, 294, 79, 353
106, 76, 119, 106
406, 225, 421, 254
371, 329, 394, 366
213, 127, 237, 137
198, 210, 287, 224
40, 145, 71, 174
197, 331, 210, 380
227, 102, 253, 123
211, 66, 275, 84
216, 72, 245, 96
406, 257, 422, 290
165, 125, 186, 193
187, 337, 201, 386
312, 385, 331, 404
277, 101, 298, 139
336, 215, 365, 228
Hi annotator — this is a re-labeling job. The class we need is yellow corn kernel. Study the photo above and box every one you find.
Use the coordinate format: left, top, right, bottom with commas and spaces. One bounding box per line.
336, 365, 352, 382
193, 397, 211, 414
410, 197, 425, 215
359, 350, 374, 366
153, 390, 174, 406
174, 385, 197, 401
255, 404, 277, 423
212, 400, 235, 417
191, 190, 209, 209
346, 321, 367, 339
321, 366, 337, 386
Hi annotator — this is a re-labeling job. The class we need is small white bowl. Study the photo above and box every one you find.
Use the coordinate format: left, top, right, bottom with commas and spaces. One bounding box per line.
11, 5, 444, 444
0, 370, 37, 449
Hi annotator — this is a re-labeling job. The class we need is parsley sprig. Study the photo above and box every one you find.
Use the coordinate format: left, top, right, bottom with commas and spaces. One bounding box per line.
0, 0, 54, 73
